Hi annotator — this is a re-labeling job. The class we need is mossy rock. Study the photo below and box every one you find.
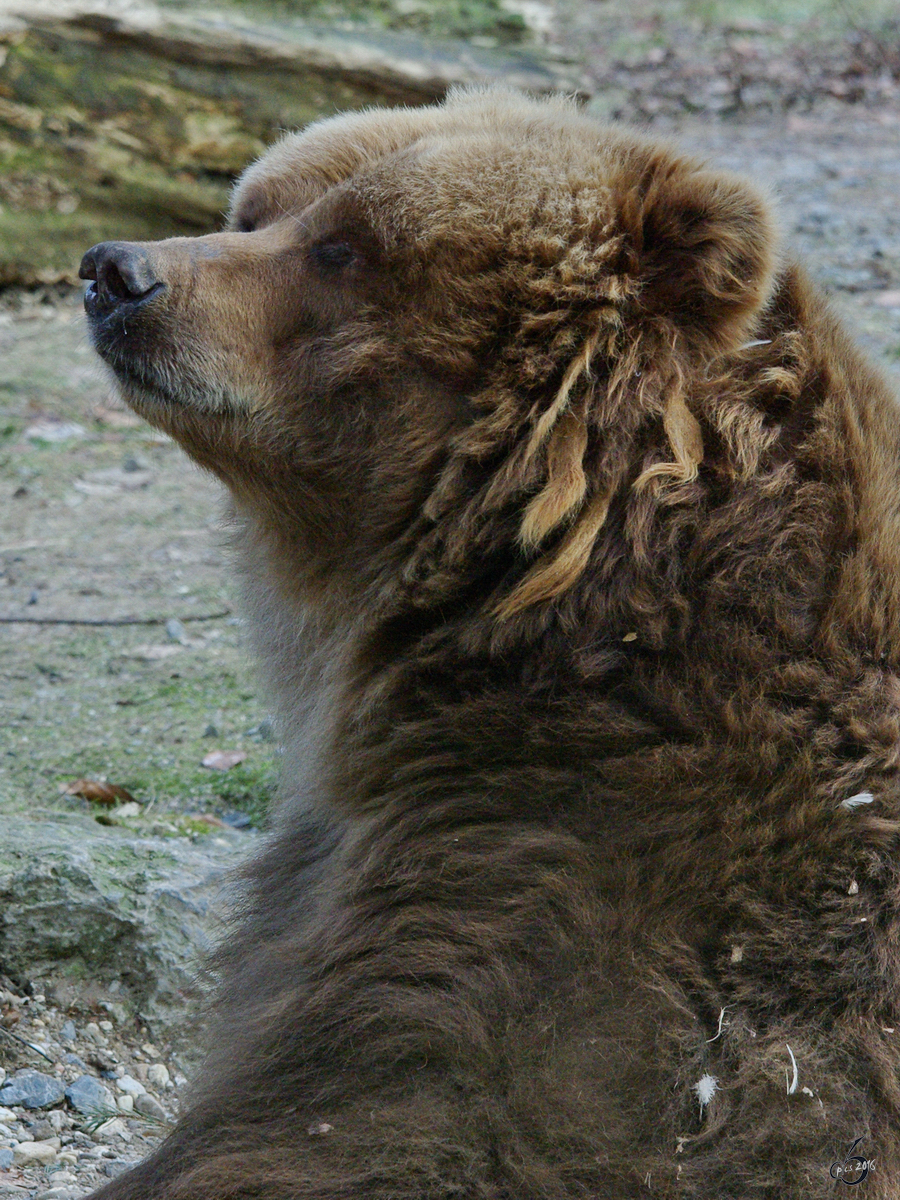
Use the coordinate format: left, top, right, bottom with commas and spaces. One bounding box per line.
0, 811, 251, 1043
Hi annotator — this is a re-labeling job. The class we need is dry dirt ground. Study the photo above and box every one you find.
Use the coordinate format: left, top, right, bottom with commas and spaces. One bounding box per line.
0, 100, 899, 1198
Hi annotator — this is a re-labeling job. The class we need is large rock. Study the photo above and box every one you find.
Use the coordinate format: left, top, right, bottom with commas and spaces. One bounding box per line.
65, 1074, 116, 1115
0, 0, 585, 285
0, 811, 251, 1042
0, 1068, 66, 1108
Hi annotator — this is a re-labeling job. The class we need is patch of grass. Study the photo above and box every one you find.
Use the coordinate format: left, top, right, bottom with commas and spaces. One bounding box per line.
3, 613, 279, 829
38, 653, 279, 825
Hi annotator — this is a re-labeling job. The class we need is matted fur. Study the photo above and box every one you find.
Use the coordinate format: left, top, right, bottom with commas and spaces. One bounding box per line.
80, 88, 900, 1198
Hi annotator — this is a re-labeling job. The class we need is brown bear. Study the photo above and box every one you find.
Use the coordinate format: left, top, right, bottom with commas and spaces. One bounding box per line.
79, 87, 900, 1199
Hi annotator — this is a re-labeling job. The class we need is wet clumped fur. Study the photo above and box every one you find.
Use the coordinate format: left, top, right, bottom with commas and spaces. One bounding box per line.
80, 88, 900, 1198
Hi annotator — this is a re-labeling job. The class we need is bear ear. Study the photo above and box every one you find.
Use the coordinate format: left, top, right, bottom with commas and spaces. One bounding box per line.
620, 155, 779, 352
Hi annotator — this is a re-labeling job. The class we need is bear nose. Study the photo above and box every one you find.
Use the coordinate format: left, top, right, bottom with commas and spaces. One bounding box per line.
79, 242, 162, 312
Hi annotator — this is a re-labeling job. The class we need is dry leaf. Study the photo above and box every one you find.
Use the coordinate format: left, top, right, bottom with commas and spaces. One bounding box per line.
201, 750, 247, 771
62, 779, 137, 806
188, 812, 229, 828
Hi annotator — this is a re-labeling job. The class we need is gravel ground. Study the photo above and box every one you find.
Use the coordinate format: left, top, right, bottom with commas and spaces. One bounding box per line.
0, 977, 182, 1200
1, 80, 899, 1200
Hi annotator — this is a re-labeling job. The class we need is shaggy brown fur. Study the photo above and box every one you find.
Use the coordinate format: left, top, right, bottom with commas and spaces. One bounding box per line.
79, 88, 900, 1199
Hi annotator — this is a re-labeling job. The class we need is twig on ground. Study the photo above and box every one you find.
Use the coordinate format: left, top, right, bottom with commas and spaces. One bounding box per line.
0, 1024, 56, 1064
0, 611, 231, 626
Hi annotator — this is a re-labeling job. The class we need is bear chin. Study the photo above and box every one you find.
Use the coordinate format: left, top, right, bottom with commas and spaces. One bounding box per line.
80, 87, 900, 1200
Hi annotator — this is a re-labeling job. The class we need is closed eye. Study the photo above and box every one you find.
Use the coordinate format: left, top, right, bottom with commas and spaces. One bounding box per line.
310, 242, 357, 274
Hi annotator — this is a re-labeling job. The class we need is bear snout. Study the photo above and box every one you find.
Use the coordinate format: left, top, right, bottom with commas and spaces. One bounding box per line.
80, 241, 165, 318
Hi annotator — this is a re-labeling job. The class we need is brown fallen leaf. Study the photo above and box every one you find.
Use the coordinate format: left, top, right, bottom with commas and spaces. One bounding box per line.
62, 778, 137, 806
201, 750, 247, 771
187, 812, 230, 828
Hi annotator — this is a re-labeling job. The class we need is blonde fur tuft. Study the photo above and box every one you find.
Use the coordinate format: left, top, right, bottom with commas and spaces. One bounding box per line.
519, 404, 589, 550
497, 489, 614, 618
633, 380, 704, 492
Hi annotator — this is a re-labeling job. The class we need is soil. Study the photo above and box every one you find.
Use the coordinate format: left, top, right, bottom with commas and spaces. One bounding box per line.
1, 15, 900, 1198
0, 295, 279, 831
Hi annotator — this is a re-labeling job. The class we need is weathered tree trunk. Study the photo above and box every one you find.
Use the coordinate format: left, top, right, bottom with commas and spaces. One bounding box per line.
0, 1, 584, 285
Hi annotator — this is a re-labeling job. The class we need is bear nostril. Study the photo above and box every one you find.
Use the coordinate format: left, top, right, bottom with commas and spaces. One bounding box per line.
102, 261, 136, 302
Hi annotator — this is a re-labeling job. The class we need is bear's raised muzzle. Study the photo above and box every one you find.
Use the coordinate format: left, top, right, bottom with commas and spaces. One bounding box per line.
80, 241, 164, 318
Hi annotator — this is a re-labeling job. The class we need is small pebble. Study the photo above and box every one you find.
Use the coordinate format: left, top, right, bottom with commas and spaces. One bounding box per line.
88, 1049, 117, 1072
133, 1093, 166, 1122
13, 1140, 59, 1165
166, 618, 187, 644
117, 1095, 134, 1114
220, 811, 251, 830
101, 1003, 128, 1027
103, 1159, 132, 1178
59, 1021, 76, 1043
46, 1110, 68, 1134
93, 1118, 127, 1142
147, 1065, 170, 1089
116, 1076, 145, 1098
